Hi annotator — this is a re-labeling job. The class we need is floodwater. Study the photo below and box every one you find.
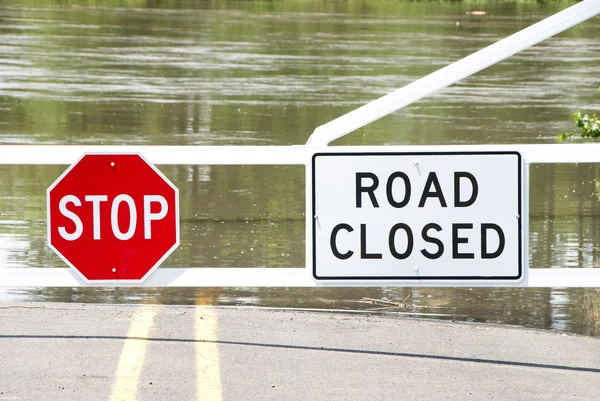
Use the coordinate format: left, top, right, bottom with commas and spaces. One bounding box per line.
1, 0, 599, 336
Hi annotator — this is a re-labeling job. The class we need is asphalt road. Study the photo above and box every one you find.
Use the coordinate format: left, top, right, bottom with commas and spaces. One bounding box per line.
0, 302, 599, 401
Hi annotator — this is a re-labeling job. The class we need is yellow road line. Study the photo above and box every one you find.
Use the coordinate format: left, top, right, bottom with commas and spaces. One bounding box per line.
110, 305, 161, 401
195, 302, 223, 401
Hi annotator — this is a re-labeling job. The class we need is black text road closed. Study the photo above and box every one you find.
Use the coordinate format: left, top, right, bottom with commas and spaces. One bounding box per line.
311, 151, 524, 282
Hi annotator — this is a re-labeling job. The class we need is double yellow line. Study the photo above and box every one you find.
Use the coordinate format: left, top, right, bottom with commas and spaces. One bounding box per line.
110, 306, 158, 401
109, 303, 223, 401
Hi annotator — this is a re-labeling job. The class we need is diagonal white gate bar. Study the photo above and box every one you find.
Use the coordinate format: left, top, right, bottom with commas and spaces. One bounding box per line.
305, 0, 600, 147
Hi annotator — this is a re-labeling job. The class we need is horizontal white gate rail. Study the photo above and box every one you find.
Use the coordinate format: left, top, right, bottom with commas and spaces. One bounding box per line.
1, 0, 600, 287
2, 264, 599, 288
5, 144, 600, 165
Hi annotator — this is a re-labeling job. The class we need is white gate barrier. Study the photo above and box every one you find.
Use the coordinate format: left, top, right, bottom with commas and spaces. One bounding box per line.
1, 0, 600, 288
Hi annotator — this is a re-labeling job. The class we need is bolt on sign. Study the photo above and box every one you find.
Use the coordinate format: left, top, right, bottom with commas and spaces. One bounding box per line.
311, 151, 524, 282
47, 153, 179, 283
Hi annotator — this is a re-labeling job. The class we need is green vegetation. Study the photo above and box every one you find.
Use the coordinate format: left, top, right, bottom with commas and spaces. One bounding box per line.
558, 88, 600, 140
558, 112, 600, 140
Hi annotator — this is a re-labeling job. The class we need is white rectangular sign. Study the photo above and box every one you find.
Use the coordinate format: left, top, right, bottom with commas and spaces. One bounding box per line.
312, 152, 524, 282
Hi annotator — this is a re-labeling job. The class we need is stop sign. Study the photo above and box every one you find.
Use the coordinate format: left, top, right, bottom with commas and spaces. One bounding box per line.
47, 153, 179, 282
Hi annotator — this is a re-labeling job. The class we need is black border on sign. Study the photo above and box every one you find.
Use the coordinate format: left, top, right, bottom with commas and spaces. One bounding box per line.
311, 151, 523, 281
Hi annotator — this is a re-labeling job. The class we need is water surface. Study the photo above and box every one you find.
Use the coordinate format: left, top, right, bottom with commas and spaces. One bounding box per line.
1, 0, 599, 336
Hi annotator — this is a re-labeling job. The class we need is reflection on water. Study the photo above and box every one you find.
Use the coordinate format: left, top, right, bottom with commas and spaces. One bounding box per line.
1, 0, 599, 336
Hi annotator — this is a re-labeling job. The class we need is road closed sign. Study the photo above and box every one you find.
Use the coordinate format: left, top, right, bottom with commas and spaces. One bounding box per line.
312, 151, 524, 282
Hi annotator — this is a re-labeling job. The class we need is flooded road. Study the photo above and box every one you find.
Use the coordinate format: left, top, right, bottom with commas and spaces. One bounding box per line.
1, 0, 599, 336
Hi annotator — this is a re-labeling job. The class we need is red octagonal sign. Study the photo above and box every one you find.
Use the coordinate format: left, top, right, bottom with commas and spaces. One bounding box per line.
47, 153, 179, 283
